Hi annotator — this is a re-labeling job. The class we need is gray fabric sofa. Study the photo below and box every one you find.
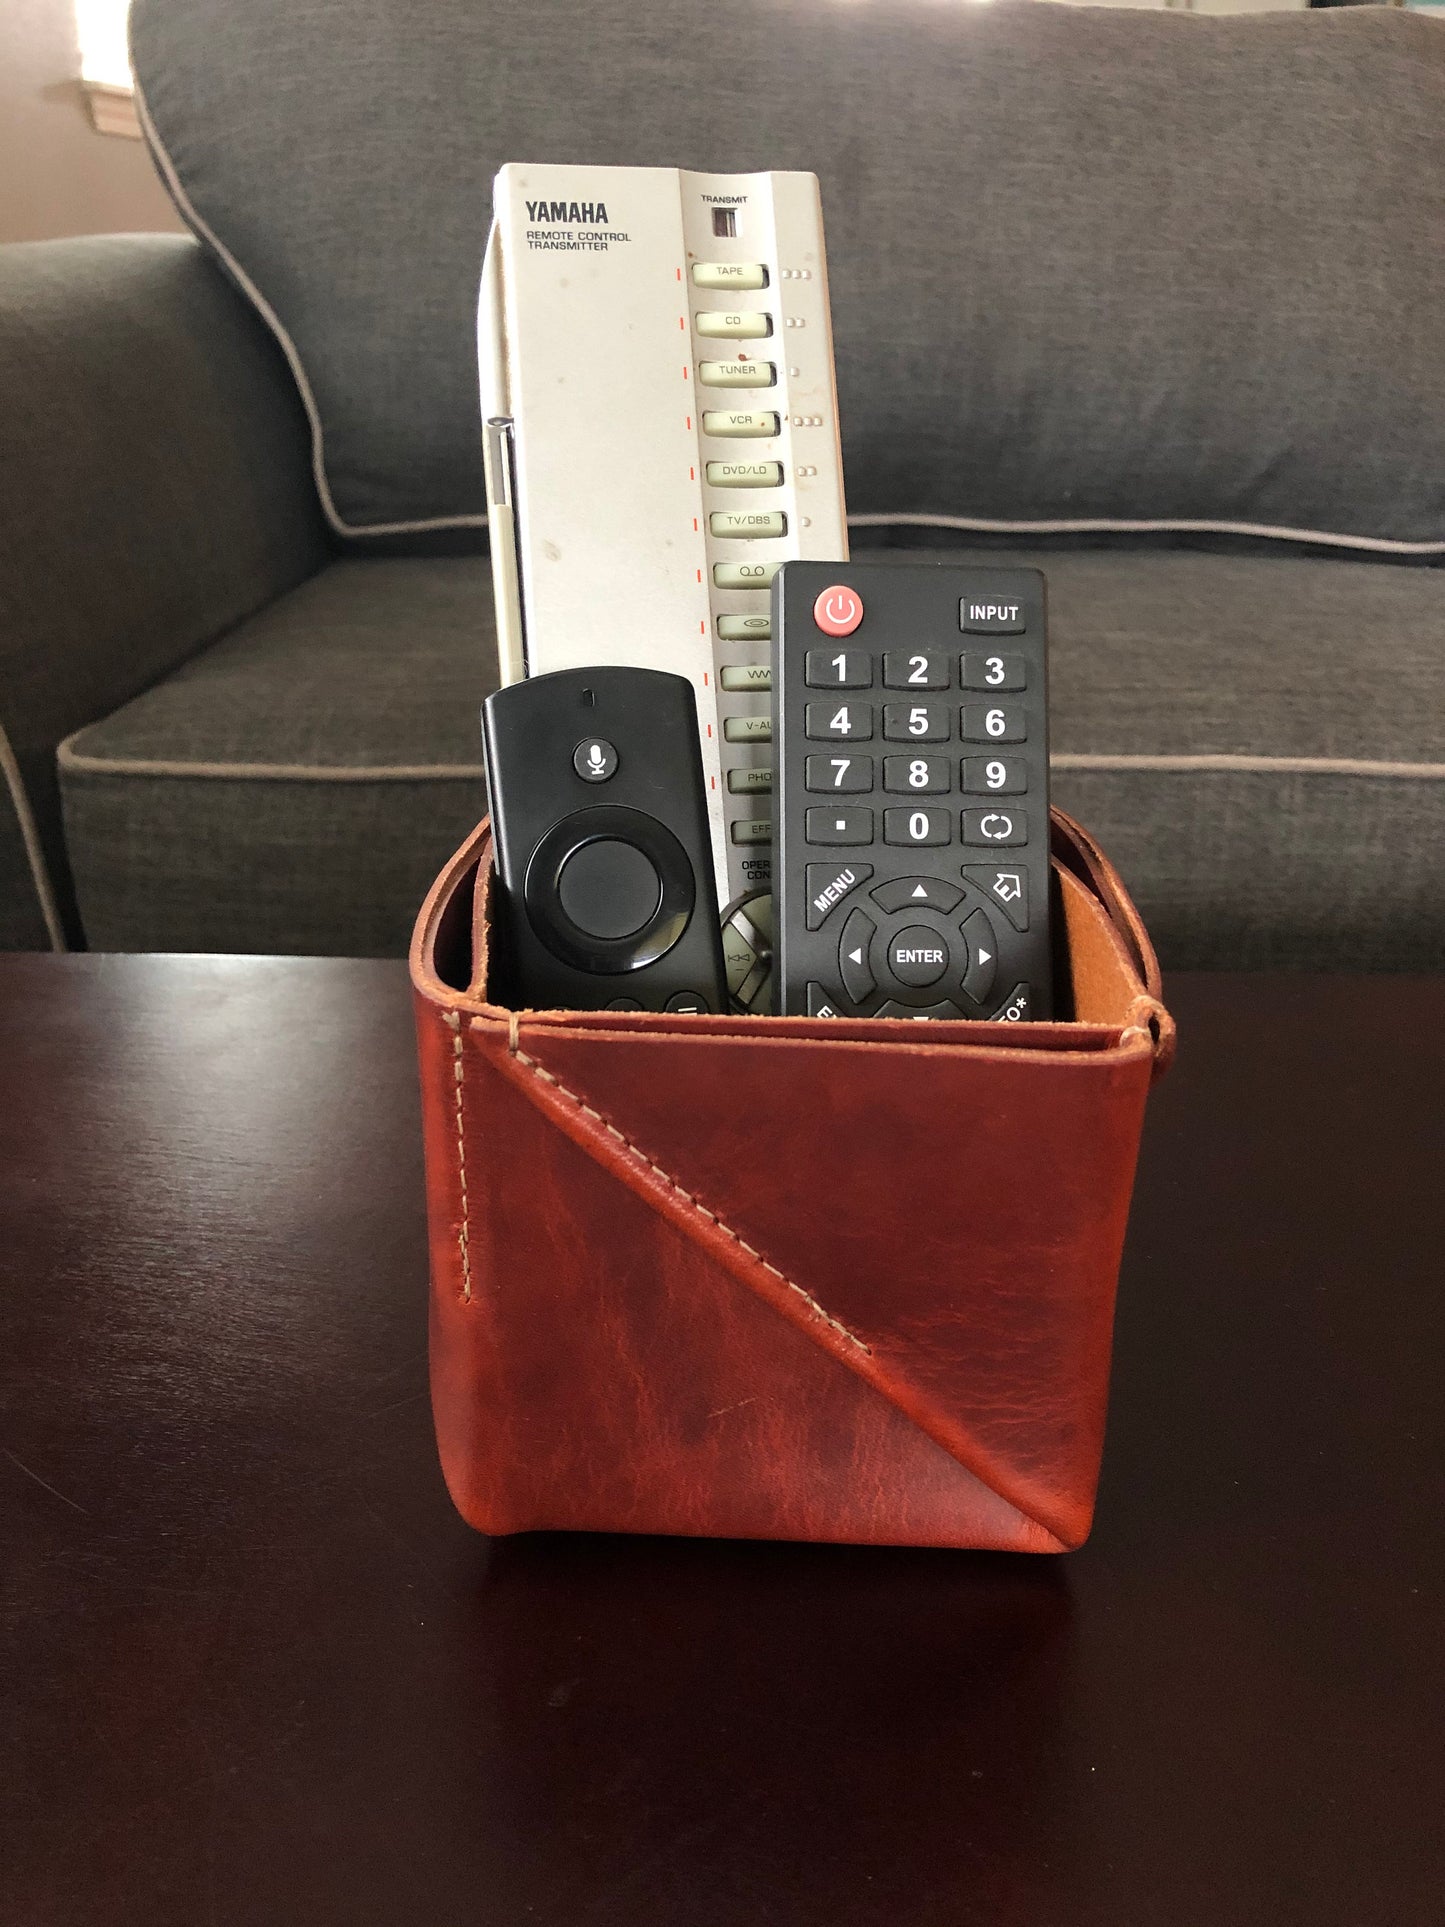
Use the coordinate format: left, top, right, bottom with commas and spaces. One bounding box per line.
1, 0, 1441, 964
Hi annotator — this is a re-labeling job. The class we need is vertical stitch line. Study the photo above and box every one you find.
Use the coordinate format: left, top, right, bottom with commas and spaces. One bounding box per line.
449, 1015, 473, 1302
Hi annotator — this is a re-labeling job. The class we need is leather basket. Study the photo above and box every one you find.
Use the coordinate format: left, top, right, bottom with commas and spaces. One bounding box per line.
410, 810, 1173, 1553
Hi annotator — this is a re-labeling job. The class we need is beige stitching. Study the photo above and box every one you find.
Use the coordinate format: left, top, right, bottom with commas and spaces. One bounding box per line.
505, 1029, 869, 1355
444, 1011, 473, 1303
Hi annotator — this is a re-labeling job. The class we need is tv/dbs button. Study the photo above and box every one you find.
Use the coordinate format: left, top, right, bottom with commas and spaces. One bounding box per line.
710, 510, 787, 538
703, 411, 780, 439
692, 263, 768, 289
887, 926, 950, 989
555, 839, 661, 941
699, 361, 777, 389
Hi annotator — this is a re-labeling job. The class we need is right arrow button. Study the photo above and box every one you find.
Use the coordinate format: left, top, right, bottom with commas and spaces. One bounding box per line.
959, 907, 998, 1005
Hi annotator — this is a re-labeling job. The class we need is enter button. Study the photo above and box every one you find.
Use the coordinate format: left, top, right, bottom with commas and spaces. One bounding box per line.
886, 924, 949, 990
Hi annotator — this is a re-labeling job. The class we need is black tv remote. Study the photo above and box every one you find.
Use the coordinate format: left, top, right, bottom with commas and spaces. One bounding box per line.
481, 666, 728, 1014
771, 561, 1053, 1022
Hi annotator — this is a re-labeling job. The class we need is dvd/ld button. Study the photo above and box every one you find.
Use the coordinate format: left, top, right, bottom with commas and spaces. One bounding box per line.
723, 715, 773, 743
695, 311, 772, 338
699, 361, 777, 388
710, 510, 787, 539
706, 461, 783, 487
718, 655, 771, 681
703, 411, 779, 438
730, 818, 773, 845
692, 262, 768, 289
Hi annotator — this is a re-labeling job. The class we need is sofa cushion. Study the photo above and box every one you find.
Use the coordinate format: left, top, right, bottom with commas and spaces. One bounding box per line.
57, 548, 1443, 966
130, 1, 1445, 552
60, 558, 494, 956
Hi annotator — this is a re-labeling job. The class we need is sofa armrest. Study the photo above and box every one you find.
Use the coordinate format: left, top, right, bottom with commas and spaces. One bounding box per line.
0, 232, 329, 947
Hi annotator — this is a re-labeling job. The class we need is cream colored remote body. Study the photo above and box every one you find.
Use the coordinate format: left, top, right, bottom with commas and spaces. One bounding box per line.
478, 162, 849, 935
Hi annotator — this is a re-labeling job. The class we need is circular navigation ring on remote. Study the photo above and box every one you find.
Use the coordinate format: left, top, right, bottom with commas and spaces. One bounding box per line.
524, 807, 695, 974
887, 924, 950, 989
812, 583, 864, 638
556, 838, 660, 939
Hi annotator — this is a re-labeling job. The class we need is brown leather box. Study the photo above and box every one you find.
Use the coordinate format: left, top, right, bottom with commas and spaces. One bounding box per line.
411, 812, 1173, 1553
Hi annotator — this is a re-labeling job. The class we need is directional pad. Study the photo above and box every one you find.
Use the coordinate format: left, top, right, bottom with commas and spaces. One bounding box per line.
871, 875, 964, 915
959, 907, 998, 1005
839, 906, 876, 1003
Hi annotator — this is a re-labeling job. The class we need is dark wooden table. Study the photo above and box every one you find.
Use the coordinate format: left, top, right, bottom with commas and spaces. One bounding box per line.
2, 957, 1441, 1927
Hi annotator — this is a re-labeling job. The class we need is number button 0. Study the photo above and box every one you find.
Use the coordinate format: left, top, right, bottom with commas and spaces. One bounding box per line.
884, 807, 952, 847
883, 650, 949, 690
960, 653, 1027, 691
804, 649, 872, 689
805, 754, 873, 793
960, 703, 1026, 743
805, 701, 874, 741
961, 756, 1027, 795
882, 701, 950, 743
883, 755, 950, 794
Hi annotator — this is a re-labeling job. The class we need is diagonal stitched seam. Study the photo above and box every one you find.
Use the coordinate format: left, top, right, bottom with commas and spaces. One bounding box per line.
444, 1011, 473, 1302
503, 1022, 870, 1357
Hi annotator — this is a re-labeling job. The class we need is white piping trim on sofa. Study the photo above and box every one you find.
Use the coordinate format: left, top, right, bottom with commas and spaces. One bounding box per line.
59, 745, 1445, 784
0, 718, 68, 950
131, 74, 488, 544
1053, 752, 1445, 780
849, 512, 1445, 558
58, 744, 487, 781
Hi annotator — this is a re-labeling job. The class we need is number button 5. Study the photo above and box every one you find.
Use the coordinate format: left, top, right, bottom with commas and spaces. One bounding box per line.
882, 701, 950, 743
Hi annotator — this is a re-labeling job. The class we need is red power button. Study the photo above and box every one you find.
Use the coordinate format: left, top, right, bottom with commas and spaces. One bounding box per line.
812, 584, 864, 637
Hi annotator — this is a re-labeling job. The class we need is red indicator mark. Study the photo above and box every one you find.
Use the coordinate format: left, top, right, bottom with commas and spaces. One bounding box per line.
679, 316, 685, 331
689, 465, 695, 481
676, 266, 682, 281
711, 775, 717, 790
683, 364, 689, 380
703, 670, 709, 685
696, 568, 703, 583
685, 414, 692, 430
699, 620, 706, 635
707, 723, 713, 738
693, 517, 699, 532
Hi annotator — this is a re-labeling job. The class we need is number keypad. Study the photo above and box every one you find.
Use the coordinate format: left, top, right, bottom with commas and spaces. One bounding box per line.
774, 561, 1052, 1021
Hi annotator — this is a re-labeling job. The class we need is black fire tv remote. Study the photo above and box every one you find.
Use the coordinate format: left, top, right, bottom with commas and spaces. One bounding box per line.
481, 667, 728, 1014
772, 560, 1054, 1022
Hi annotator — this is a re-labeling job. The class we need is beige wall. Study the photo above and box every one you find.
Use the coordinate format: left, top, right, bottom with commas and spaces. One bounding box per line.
0, 0, 181, 243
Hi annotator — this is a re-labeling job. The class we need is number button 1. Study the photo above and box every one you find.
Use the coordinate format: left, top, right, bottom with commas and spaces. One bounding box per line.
805, 701, 874, 741
804, 649, 872, 689
961, 756, 1027, 795
883, 649, 949, 690
960, 653, 1027, 691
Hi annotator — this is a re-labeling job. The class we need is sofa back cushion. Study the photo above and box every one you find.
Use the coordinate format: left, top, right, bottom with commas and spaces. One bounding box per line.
131, 0, 1445, 553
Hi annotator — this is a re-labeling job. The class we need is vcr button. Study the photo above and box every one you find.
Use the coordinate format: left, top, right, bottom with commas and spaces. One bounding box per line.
703, 410, 780, 438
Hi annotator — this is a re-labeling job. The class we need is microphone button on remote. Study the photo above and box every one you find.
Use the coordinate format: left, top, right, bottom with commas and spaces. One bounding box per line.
573, 737, 619, 782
